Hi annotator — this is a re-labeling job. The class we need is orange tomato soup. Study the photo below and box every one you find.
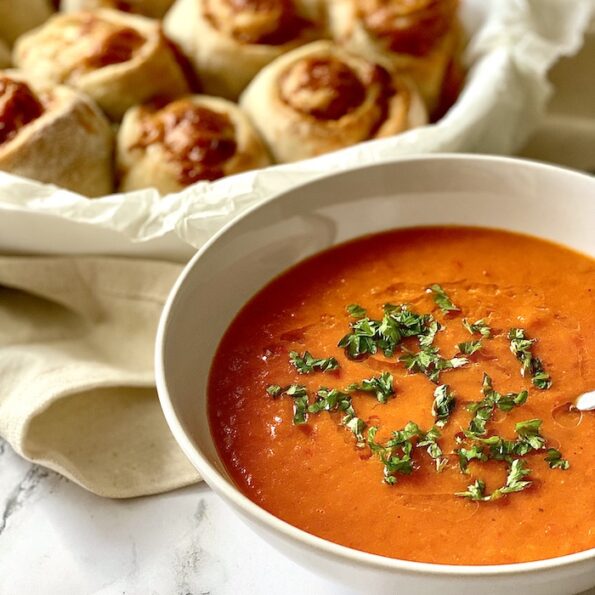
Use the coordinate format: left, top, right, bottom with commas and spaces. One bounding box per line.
208, 227, 595, 565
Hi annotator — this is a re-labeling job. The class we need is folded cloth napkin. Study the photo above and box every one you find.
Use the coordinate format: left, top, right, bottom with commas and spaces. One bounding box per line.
0, 256, 201, 498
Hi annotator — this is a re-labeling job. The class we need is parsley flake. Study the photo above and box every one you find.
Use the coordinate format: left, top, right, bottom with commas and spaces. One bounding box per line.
266, 384, 310, 425
428, 284, 460, 314
545, 448, 570, 470
466, 374, 528, 436
346, 304, 367, 319
457, 340, 482, 356
432, 384, 456, 427
309, 388, 366, 445
462, 318, 492, 338
348, 372, 395, 404
456, 459, 532, 501
289, 351, 339, 374
400, 346, 468, 383
508, 328, 552, 389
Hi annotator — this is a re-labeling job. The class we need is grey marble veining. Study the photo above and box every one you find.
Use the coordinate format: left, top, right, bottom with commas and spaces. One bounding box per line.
0, 437, 593, 595
0, 438, 356, 595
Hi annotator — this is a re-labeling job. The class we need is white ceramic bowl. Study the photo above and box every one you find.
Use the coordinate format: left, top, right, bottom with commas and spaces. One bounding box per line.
155, 155, 595, 595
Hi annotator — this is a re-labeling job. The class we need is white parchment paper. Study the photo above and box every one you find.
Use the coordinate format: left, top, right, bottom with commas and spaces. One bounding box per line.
0, 0, 592, 255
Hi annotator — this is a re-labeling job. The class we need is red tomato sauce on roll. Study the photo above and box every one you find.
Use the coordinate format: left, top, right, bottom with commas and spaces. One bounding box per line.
208, 226, 595, 565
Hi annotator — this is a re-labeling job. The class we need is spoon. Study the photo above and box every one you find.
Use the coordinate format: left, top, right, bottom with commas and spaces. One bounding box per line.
575, 390, 595, 411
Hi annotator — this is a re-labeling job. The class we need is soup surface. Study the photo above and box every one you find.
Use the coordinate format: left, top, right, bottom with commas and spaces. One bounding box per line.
208, 227, 595, 565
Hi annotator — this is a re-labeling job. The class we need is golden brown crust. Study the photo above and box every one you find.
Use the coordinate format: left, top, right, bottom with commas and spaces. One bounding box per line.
240, 40, 427, 163
164, 0, 325, 99
328, 0, 461, 113
204, 0, 312, 45
0, 71, 113, 196
117, 95, 271, 194
357, 0, 458, 56
13, 9, 189, 120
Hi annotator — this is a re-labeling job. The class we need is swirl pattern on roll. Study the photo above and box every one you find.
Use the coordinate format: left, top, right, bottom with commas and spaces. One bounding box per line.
241, 40, 427, 163
14, 9, 189, 120
117, 95, 271, 194
328, 0, 461, 113
164, 0, 324, 99
357, 0, 458, 56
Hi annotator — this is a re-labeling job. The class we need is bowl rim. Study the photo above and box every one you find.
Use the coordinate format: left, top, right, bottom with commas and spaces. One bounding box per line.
155, 153, 595, 577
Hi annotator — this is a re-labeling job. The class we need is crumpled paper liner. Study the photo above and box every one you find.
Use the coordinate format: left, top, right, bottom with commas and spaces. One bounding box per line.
0, 0, 592, 255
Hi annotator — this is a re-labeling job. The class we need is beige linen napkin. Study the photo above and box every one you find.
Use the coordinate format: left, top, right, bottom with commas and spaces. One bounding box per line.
0, 256, 201, 498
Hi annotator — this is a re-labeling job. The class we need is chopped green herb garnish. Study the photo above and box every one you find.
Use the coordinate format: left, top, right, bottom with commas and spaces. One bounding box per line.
368, 423, 447, 481
338, 317, 379, 359
344, 416, 366, 444
284, 384, 309, 425
428, 284, 460, 314
418, 319, 441, 348
462, 318, 492, 338
455, 478, 487, 500
432, 384, 456, 427
400, 346, 468, 383
266, 384, 310, 424
466, 374, 528, 436
418, 426, 448, 472
515, 419, 546, 451
338, 304, 440, 359
346, 304, 367, 319
497, 458, 532, 497
308, 387, 352, 414
457, 340, 482, 356
456, 459, 532, 501
289, 350, 339, 374
456, 444, 487, 473
508, 328, 552, 389
368, 422, 422, 484
348, 372, 394, 404
309, 387, 365, 444
266, 384, 283, 397
545, 448, 570, 470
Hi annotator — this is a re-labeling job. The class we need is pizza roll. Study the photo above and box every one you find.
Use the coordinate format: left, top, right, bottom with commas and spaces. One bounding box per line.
117, 95, 271, 194
13, 9, 189, 120
60, 0, 175, 19
327, 0, 461, 113
0, 0, 54, 46
0, 72, 113, 196
164, 0, 325, 100
240, 40, 427, 163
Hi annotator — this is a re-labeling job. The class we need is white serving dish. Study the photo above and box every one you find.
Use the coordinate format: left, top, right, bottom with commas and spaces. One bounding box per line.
155, 155, 595, 595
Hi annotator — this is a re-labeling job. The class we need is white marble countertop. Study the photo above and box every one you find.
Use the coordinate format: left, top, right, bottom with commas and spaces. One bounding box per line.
0, 437, 360, 595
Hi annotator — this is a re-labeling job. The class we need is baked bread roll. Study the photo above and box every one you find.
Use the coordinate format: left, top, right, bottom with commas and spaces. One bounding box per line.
0, 72, 113, 196
240, 40, 427, 163
117, 95, 271, 194
0, 0, 54, 46
0, 41, 10, 69
327, 0, 461, 113
60, 0, 175, 19
164, 0, 325, 100
13, 9, 189, 120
